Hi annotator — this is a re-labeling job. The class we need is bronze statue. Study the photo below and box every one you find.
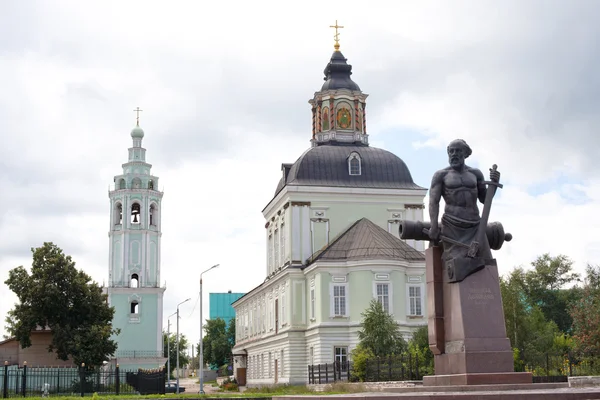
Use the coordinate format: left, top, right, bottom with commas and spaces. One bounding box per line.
400, 139, 511, 282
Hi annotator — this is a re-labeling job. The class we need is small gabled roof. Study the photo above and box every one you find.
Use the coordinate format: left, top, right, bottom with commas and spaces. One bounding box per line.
309, 218, 425, 264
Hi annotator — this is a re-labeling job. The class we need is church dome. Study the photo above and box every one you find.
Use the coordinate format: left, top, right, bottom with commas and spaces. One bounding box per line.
321, 51, 361, 91
274, 143, 424, 196
131, 125, 145, 139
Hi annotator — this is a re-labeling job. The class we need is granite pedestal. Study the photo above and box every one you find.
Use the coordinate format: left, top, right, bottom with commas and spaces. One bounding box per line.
424, 246, 532, 386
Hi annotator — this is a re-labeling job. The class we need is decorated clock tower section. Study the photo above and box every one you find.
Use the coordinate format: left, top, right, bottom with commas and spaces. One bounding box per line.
107, 109, 166, 370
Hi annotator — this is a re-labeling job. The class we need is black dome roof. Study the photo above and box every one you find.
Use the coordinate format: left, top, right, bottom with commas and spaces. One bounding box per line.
321, 51, 360, 91
274, 143, 424, 196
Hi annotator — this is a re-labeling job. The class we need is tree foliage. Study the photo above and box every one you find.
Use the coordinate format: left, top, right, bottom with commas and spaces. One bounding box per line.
4, 243, 118, 367
569, 264, 600, 354
163, 332, 190, 376
357, 299, 407, 357
522, 253, 581, 333
200, 318, 235, 368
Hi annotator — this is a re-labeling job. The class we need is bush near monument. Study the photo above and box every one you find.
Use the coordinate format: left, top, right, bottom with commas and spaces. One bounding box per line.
4, 242, 119, 368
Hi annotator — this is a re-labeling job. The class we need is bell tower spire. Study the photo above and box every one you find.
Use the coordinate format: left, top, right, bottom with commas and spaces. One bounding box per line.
309, 21, 369, 147
106, 110, 166, 370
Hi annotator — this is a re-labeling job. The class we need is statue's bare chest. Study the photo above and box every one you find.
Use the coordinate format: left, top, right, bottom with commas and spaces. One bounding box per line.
444, 170, 477, 190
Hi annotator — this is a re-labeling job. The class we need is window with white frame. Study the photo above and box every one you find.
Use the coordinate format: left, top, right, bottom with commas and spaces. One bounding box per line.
309, 347, 314, 366
274, 229, 280, 267
376, 283, 390, 313
408, 285, 423, 316
348, 152, 361, 175
331, 284, 347, 316
334, 346, 348, 365
268, 234, 273, 271
280, 223, 285, 263
281, 293, 286, 324
310, 287, 315, 319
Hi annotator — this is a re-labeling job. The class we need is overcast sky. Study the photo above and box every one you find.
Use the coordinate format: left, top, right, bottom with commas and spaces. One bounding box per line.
2, 0, 600, 350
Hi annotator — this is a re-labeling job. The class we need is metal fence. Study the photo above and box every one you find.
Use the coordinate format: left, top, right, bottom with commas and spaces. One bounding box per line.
308, 353, 424, 384
1, 364, 166, 398
517, 352, 600, 383
308, 352, 600, 384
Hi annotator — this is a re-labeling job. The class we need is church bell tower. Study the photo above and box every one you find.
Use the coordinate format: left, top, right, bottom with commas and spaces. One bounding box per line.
107, 109, 166, 369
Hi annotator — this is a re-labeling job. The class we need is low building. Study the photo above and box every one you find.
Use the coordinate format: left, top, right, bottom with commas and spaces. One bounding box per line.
0, 329, 74, 367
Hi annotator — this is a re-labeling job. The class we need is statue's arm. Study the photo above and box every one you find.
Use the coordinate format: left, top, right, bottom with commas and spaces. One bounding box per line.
429, 170, 444, 227
473, 168, 487, 204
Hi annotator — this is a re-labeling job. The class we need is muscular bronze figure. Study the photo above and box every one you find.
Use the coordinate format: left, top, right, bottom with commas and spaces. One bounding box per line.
428, 139, 501, 281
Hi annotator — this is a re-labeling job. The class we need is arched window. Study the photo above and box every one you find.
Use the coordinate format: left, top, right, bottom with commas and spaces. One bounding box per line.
132, 177, 142, 189
130, 274, 139, 288
114, 202, 123, 225
348, 152, 361, 175
149, 204, 156, 226
131, 203, 141, 224
148, 180, 154, 190
130, 301, 139, 314
119, 179, 126, 189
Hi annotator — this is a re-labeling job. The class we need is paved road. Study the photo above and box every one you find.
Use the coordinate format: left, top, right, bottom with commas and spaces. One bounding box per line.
172, 377, 222, 394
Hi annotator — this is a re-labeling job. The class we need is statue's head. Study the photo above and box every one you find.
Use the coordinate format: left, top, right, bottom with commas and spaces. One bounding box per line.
447, 139, 472, 169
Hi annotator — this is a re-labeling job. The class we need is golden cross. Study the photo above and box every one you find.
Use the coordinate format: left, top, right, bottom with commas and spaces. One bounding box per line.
133, 107, 143, 126
329, 20, 344, 51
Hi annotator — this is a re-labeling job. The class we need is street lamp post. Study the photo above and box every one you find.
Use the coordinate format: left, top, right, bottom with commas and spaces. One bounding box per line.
199, 264, 220, 394
176, 298, 191, 394
166, 311, 177, 388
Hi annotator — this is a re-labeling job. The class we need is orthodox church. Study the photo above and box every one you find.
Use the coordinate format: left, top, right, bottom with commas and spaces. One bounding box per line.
231, 33, 428, 385
105, 112, 167, 370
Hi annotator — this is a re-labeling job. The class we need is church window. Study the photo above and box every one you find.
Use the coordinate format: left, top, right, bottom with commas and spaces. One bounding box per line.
407, 284, 423, 316
130, 301, 139, 314
375, 283, 391, 314
130, 274, 139, 288
331, 284, 347, 317
118, 179, 126, 189
280, 349, 284, 377
322, 107, 330, 131
132, 177, 142, 189
348, 152, 361, 175
268, 234, 273, 272
281, 293, 286, 324
114, 202, 123, 225
310, 288, 315, 320
149, 204, 156, 226
274, 229, 279, 267
131, 203, 141, 224
148, 180, 154, 190
334, 346, 348, 364
280, 224, 285, 264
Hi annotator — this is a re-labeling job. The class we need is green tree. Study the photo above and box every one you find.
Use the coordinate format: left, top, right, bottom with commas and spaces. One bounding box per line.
407, 325, 433, 376
227, 318, 236, 346
163, 332, 190, 376
569, 265, 600, 354
523, 254, 581, 333
4, 242, 118, 367
200, 318, 233, 369
500, 267, 529, 350
357, 299, 407, 357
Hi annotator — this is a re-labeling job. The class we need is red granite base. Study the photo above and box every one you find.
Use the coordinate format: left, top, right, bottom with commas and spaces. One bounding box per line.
423, 371, 533, 386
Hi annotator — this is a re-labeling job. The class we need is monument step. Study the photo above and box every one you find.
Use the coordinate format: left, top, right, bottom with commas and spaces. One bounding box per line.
382, 382, 568, 393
